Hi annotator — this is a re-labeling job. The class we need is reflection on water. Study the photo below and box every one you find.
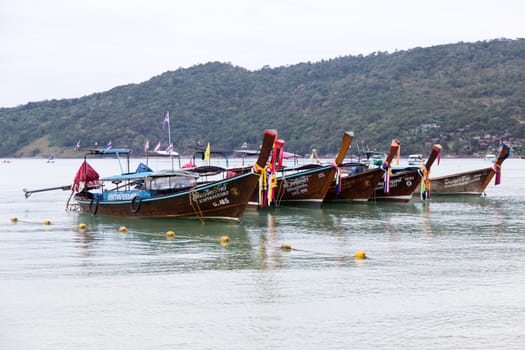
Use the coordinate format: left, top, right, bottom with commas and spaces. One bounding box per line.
68, 214, 260, 275
1, 189, 516, 279
1, 158, 524, 349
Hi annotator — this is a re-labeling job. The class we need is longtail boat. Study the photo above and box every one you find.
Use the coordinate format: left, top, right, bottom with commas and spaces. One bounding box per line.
324, 139, 400, 202
24, 130, 277, 223
372, 144, 442, 202
430, 143, 510, 195
251, 131, 354, 207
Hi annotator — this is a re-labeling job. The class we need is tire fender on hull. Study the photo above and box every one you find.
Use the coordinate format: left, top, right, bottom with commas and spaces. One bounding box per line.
89, 198, 99, 216
130, 195, 142, 213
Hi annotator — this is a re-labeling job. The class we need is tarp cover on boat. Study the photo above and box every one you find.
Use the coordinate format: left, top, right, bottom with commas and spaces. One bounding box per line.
72, 161, 100, 192
135, 162, 153, 173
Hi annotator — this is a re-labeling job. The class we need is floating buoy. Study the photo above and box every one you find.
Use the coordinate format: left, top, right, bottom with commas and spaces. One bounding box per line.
119, 226, 127, 233
354, 251, 367, 259
166, 230, 175, 238
78, 223, 87, 230
43, 219, 51, 225
220, 236, 230, 243
280, 243, 292, 250
10, 216, 18, 223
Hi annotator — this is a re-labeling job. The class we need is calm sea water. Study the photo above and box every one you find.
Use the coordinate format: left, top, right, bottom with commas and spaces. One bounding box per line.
1, 157, 524, 349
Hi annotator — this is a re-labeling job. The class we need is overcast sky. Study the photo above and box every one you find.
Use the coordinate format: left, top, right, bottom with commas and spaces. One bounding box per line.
1, 0, 523, 107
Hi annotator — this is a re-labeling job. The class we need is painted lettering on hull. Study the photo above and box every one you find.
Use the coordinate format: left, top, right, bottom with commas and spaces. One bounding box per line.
283, 175, 312, 196
191, 184, 239, 207
377, 175, 416, 190
443, 174, 482, 188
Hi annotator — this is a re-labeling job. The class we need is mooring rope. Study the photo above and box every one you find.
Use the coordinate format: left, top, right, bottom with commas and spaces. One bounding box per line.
189, 190, 205, 224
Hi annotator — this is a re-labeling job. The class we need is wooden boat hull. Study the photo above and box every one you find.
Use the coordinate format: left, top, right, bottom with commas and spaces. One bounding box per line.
73, 128, 277, 222
373, 143, 442, 202
75, 172, 259, 222
324, 168, 383, 202
372, 169, 421, 202
430, 167, 494, 195
250, 131, 354, 207
430, 143, 509, 196
249, 165, 335, 206
274, 166, 335, 204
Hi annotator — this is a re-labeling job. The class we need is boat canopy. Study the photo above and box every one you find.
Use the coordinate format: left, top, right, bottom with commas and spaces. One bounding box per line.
100, 171, 154, 182
84, 148, 132, 174
233, 149, 260, 155
148, 169, 200, 178
282, 151, 302, 159
151, 150, 180, 157
99, 162, 166, 181
87, 149, 131, 155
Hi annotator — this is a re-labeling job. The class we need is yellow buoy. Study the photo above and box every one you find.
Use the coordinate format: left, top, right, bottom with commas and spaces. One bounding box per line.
220, 236, 230, 243
78, 223, 87, 230
119, 226, 128, 233
354, 251, 367, 259
43, 219, 51, 225
280, 243, 292, 250
166, 230, 175, 238
10, 216, 18, 223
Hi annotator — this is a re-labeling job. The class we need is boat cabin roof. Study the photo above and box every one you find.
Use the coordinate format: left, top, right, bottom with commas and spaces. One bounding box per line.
148, 170, 200, 178
233, 149, 260, 155
100, 171, 153, 181
101, 169, 200, 182
150, 150, 180, 157
87, 148, 131, 155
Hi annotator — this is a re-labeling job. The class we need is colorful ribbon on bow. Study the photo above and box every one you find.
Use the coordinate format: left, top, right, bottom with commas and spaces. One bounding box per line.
381, 161, 391, 194
418, 164, 431, 200
492, 144, 510, 185
266, 163, 277, 206
492, 163, 502, 185
253, 161, 278, 208
332, 161, 342, 195
253, 163, 267, 208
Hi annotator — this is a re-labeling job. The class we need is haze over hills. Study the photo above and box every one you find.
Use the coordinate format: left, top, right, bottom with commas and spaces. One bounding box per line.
1, 38, 524, 158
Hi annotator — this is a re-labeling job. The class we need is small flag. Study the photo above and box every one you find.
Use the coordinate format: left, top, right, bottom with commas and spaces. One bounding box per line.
74, 140, 80, 151
106, 141, 112, 150
162, 111, 170, 129
144, 140, 149, 153
154, 141, 161, 152
204, 143, 211, 162
166, 143, 173, 153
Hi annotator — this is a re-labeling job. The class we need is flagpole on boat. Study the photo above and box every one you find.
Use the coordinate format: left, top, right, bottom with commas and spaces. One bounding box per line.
166, 111, 171, 146
162, 111, 172, 145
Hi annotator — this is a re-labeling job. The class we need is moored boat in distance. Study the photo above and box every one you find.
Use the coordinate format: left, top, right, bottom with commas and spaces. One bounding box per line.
408, 154, 426, 165
484, 154, 496, 162
430, 143, 510, 196
362, 151, 386, 167
324, 138, 400, 202
25, 129, 277, 223
372, 144, 442, 202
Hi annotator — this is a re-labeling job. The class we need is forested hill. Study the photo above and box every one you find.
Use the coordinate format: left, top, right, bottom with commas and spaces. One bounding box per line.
1, 38, 524, 158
